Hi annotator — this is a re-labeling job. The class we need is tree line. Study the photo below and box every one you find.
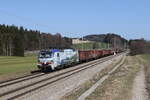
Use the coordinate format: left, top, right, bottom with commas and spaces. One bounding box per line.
0, 24, 72, 56
129, 39, 150, 55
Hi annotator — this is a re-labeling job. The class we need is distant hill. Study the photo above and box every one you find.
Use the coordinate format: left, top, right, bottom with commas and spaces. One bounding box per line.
83, 33, 128, 49
72, 42, 108, 50
83, 34, 106, 42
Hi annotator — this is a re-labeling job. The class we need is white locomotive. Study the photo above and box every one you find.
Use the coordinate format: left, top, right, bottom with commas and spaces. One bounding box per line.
37, 49, 79, 71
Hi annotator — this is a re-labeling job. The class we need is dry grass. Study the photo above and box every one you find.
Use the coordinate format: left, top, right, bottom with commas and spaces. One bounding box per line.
86, 56, 140, 100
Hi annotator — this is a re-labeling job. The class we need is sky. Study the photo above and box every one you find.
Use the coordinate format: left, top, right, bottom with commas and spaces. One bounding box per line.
0, 0, 150, 40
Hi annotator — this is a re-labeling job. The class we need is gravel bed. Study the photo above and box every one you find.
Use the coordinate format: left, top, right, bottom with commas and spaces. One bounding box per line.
77, 55, 125, 100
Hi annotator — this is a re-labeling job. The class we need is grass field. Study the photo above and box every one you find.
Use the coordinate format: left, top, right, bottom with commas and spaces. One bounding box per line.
139, 53, 150, 97
140, 54, 150, 62
72, 42, 108, 50
0, 55, 37, 75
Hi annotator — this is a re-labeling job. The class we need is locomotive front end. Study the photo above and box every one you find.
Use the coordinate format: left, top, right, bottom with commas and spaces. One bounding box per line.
37, 51, 54, 71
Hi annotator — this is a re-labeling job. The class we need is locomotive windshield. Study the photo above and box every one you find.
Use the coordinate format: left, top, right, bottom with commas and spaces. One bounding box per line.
38, 51, 52, 58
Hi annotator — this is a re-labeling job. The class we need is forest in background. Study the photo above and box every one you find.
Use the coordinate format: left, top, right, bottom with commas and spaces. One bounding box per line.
1, 24, 149, 57
83, 33, 128, 49
0, 24, 72, 56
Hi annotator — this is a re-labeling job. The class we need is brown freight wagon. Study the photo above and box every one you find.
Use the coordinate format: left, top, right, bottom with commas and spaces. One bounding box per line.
78, 49, 114, 62
97, 50, 103, 58
79, 50, 93, 62
102, 50, 113, 56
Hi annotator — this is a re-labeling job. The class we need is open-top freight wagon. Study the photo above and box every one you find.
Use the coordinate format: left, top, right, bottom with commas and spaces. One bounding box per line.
37, 49, 115, 71
78, 49, 114, 62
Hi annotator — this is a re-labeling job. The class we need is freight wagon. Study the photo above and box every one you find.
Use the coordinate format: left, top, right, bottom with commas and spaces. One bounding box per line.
78, 49, 114, 62
37, 49, 115, 71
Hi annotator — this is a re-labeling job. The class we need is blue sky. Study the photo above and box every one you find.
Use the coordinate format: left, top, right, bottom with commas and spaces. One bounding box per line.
0, 0, 149, 40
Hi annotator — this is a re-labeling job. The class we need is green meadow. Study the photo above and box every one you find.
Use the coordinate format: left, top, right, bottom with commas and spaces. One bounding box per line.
0, 55, 38, 75
140, 54, 150, 62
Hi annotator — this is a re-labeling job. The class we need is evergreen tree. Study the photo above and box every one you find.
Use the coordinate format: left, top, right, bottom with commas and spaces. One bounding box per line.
0, 24, 72, 56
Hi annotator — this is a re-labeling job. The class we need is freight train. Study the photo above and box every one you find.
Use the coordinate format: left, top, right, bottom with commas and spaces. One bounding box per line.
37, 49, 115, 71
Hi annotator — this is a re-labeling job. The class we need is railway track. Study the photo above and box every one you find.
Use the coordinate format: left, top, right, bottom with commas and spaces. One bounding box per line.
0, 53, 125, 100
0, 58, 99, 87
0, 56, 110, 88
0, 71, 42, 84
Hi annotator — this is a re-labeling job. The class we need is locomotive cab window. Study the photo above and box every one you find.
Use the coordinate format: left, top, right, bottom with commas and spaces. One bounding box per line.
39, 52, 52, 58
57, 53, 59, 57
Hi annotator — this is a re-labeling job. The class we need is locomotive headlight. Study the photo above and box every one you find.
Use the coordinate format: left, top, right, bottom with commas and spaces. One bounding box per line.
46, 61, 53, 64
